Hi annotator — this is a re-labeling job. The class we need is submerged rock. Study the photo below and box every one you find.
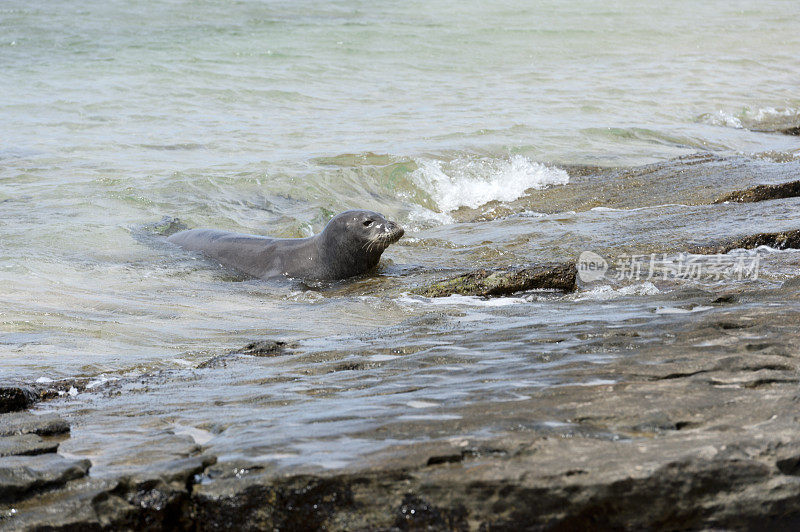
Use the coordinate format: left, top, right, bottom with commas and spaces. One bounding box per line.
415, 262, 577, 297
692, 229, 800, 254
197, 340, 296, 368
714, 180, 800, 203
239, 340, 295, 357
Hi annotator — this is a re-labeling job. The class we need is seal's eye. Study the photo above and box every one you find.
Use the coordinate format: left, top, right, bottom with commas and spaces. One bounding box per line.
363, 220, 373, 227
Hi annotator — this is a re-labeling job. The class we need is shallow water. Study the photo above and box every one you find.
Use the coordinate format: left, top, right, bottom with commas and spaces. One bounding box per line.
2, 0, 800, 474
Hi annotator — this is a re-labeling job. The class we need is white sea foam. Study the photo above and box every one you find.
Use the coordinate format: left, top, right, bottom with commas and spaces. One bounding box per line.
590, 206, 624, 212
655, 305, 714, 315
573, 379, 616, 386
574, 282, 661, 301
406, 400, 439, 409
405, 205, 453, 227
702, 107, 799, 130
731, 245, 797, 255
397, 414, 462, 421
743, 106, 800, 123
369, 354, 400, 362
702, 110, 744, 128
399, 293, 528, 307
411, 155, 569, 214
86, 376, 119, 389
589, 204, 688, 213
172, 424, 215, 445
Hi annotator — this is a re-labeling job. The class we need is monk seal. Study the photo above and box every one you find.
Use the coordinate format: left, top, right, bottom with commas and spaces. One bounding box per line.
167, 210, 404, 280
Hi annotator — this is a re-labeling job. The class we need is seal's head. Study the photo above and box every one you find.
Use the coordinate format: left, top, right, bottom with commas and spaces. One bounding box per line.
316, 211, 403, 280
321, 210, 404, 254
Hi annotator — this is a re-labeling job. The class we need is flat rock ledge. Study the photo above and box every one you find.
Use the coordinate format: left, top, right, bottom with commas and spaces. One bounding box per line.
8, 275, 800, 530
7, 302, 800, 530
692, 229, 800, 254
0, 411, 217, 531
7, 401, 800, 529
415, 262, 577, 297
714, 180, 800, 204
0, 412, 87, 513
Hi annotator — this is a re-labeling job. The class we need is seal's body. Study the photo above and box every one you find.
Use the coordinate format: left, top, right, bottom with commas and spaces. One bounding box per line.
167, 210, 404, 280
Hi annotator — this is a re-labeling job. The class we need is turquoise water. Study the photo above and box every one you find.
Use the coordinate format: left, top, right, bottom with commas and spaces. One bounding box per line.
2, 1, 800, 473
4, 0, 800, 171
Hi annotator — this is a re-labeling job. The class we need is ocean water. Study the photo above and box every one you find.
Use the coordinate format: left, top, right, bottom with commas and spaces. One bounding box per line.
2, 0, 800, 473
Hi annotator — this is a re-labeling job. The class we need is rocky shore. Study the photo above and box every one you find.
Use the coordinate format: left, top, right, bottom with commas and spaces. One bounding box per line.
5, 154, 800, 530
5, 277, 800, 530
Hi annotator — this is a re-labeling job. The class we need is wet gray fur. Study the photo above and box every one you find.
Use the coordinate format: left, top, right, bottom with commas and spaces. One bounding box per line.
167, 210, 404, 280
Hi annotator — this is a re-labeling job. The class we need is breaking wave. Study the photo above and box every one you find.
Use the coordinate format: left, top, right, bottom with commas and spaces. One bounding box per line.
699, 107, 800, 131
409, 155, 569, 213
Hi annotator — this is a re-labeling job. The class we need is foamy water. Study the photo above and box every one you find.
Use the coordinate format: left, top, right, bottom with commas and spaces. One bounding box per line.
699, 107, 800, 131
411, 155, 569, 214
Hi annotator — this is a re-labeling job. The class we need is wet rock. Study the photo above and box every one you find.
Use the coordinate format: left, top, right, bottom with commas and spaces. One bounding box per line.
415, 262, 577, 297
198, 340, 296, 368
238, 340, 295, 357
0, 412, 70, 437
47, 378, 90, 396
10, 288, 800, 528
0, 455, 217, 531
714, 180, 800, 203
0, 386, 37, 413
395, 493, 467, 531
123, 479, 189, 530
782, 275, 800, 291
29, 377, 94, 402
0, 434, 58, 457
780, 126, 800, 136
776, 445, 800, 476
692, 229, 800, 254
709, 292, 739, 305
191, 474, 357, 531
0, 453, 91, 503
0, 477, 131, 530
495, 456, 773, 530
196, 355, 231, 369
116, 455, 216, 530
183, 437, 800, 530
130, 454, 217, 487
